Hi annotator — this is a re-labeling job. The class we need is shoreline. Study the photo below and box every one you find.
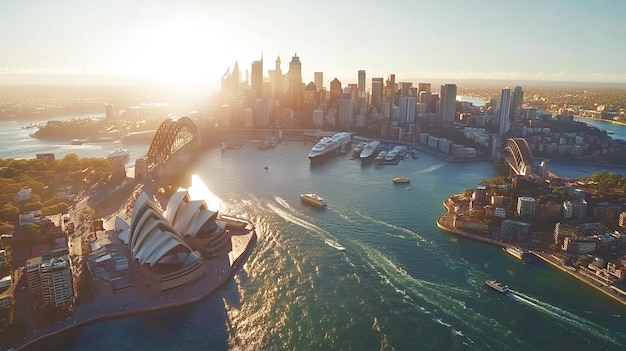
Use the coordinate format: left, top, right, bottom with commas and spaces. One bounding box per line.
436, 195, 626, 309
10, 220, 257, 351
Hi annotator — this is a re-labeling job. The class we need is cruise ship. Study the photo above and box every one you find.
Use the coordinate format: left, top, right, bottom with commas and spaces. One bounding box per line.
484, 280, 510, 294
308, 132, 351, 161
360, 140, 381, 160
503, 246, 531, 262
300, 193, 327, 208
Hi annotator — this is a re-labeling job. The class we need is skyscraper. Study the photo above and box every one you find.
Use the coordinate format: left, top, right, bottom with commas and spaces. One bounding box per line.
439, 84, 457, 123
251, 57, 263, 99
338, 94, 353, 128
510, 86, 524, 122
499, 88, 511, 136
268, 57, 282, 100
385, 74, 396, 101
358, 70, 366, 93
288, 54, 302, 110
314, 72, 323, 90
398, 96, 416, 122
330, 78, 342, 104
371, 77, 384, 111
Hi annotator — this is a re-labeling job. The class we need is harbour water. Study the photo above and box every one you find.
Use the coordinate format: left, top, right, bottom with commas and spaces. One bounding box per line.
3, 120, 626, 351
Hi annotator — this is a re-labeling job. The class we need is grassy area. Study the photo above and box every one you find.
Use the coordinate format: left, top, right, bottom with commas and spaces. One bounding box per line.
93, 182, 136, 216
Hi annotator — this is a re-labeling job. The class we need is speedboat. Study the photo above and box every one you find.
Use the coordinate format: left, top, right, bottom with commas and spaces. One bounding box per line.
324, 239, 345, 251
300, 193, 326, 208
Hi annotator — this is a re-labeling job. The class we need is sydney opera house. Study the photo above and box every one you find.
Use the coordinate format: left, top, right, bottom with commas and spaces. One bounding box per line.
115, 190, 230, 291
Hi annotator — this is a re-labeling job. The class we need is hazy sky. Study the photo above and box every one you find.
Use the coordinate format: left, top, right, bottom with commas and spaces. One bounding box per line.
1, 0, 625, 90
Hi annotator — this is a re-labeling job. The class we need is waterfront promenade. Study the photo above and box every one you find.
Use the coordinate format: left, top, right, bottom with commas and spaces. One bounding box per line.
436, 194, 626, 309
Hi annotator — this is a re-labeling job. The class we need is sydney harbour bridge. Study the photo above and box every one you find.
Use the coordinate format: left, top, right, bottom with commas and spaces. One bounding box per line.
138, 117, 536, 179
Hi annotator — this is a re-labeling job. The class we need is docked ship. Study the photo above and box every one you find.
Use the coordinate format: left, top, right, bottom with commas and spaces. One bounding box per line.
352, 141, 368, 158
360, 140, 381, 160
300, 193, 327, 208
503, 246, 532, 262
484, 280, 510, 294
374, 150, 388, 162
107, 148, 130, 161
308, 132, 351, 161
385, 145, 402, 161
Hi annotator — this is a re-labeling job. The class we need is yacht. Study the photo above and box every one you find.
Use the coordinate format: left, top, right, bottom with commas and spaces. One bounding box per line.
352, 141, 367, 157
70, 138, 86, 145
300, 193, 327, 208
385, 146, 402, 161
360, 140, 381, 160
484, 280, 510, 294
308, 132, 351, 161
374, 150, 388, 162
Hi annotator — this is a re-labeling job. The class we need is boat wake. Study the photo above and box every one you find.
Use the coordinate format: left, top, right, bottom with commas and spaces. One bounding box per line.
509, 290, 625, 345
414, 161, 447, 175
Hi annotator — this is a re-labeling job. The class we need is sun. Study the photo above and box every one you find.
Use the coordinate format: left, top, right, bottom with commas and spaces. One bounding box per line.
117, 17, 234, 87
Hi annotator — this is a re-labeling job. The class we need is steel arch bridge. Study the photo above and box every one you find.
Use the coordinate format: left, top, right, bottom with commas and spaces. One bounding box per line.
146, 117, 199, 172
501, 138, 534, 176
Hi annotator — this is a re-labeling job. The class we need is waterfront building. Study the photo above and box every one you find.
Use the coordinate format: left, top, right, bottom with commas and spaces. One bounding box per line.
312, 109, 324, 127
288, 54, 302, 110
562, 237, 596, 254
251, 57, 264, 98
516, 196, 537, 217
40, 255, 74, 308
314, 72, 323, 90
619, 212, 626, 228
472, 186, 487, 202
501, 219, 530, 240
338, 94, 353, 128
255, 98, 271, 127
438, 84, 457, 123
498, 88, 511, 136
554, 222, 576, 244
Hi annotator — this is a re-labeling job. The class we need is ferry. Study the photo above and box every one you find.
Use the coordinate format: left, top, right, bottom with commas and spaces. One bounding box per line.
385, 146, 402, 161
300, 193, 327, 208
352, 141, 367, 158
360, 140, 381, 160
393, 176, 411, 184
374, 150, 388, 162
484, 280, 510, 294
324, 239, 346, 251
308, 132, 351, 161
503, 246, 531, 262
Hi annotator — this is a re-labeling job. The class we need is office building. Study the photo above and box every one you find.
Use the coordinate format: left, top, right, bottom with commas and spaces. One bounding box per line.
251, 57, 263, 99
268, 57, 283, 100
499, 88, 511, 136
330, 78, 342, 104
358, 70, 366, 93
517, 196, 538, 217
371, 78, 384, 111
288, 54, 302, 110
338, 94, 353, 127
398, 96, 416, 122
510, 86, 524, 121
385, 74, 396, 101
439, 84, 457, 123
314, 72, 323, 90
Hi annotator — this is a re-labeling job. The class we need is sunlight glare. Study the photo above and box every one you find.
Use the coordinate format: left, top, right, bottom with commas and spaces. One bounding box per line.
187, 174, 223, 211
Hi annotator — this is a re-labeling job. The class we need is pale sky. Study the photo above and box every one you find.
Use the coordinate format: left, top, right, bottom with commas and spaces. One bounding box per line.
1, 0, 625, 91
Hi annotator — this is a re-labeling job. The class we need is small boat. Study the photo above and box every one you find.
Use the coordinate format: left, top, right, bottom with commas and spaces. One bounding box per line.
300, 193, 326, 208
484, 280, 510, 294
325, 239, 345, 251
70, 138, 86, 145
221, 142, 228, 151
107, 148, 130, 160
393, 176, 410, 184
264, 165, 269, 170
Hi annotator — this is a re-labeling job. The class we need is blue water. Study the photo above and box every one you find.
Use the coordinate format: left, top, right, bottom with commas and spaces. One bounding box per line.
574, 116, 626, 142
457, 96, 486, 106
3, 120, 626, 351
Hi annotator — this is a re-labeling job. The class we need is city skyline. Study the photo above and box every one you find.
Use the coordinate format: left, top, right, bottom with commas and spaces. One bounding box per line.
1, 0, 626, 91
